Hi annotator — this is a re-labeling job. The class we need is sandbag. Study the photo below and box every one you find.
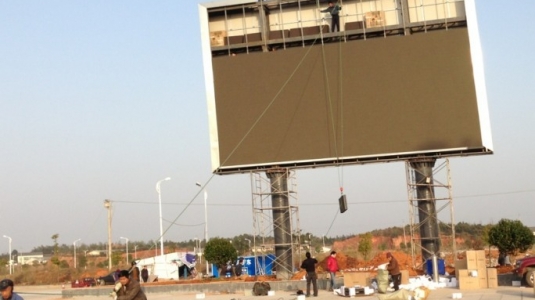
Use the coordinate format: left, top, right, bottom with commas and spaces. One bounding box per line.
376, 269, 389, 294
376, 289, 412, 300
252, 281, 271, 296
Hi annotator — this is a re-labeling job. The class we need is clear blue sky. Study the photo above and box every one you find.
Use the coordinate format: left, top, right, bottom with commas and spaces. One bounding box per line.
1, 0, 534, 254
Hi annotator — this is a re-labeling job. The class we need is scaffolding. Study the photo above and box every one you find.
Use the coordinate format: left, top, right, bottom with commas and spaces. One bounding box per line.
250, 169, 301, 279
405, 158, 457, 270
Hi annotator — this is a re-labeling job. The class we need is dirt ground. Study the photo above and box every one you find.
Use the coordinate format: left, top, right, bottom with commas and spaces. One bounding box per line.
49, 247, 518, 286
290, 249, 515, 282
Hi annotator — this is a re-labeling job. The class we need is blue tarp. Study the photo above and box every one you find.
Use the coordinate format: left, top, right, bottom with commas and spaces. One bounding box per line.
211, 254, 276, 278
425, 258, 445, 276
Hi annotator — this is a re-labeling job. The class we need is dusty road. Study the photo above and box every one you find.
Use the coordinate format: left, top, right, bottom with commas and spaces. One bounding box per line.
15, 285, 535, 300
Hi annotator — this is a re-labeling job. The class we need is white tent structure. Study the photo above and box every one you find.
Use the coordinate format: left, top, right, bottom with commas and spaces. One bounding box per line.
136, 252, 196, 280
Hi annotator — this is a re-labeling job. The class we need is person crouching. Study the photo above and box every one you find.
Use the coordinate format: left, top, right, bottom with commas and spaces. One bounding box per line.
116, 270, 147, 300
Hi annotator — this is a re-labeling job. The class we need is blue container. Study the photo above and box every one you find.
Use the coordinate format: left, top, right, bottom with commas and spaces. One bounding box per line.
426, 258, 445, 276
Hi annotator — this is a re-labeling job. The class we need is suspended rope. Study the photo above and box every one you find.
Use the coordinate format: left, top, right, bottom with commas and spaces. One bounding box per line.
318, 0, 347, 195
337, 0, 345, 194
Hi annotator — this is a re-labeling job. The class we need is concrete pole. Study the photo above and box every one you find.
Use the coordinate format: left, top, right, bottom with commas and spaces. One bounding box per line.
3, 236, 12, 275
266, 168, 293, 280
73, 239, 81, 269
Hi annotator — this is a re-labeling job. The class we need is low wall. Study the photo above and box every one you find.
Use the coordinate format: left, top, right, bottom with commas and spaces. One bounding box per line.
62, 278, 341, 298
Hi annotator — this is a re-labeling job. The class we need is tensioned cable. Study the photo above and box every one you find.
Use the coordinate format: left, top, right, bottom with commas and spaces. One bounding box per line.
316, 2, 347, 238
157, 36, 324, 243
319, 36, 340, 164
112, 188, 535, 207
125, 186, 535, 246
324, 208, 340, 237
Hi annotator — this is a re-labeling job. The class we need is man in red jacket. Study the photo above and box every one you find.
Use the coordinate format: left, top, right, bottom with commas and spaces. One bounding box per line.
326, 251, 339, 291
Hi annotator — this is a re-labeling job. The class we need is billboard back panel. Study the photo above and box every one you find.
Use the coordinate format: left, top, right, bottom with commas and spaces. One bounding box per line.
208, 27, 491, 173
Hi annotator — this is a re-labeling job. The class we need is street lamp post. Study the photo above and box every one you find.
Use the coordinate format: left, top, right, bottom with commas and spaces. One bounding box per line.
322, 235, 325, 248
156, 177, 171, 257
244, 238, 251, 255
196, 182, 210, 276
104, 199, 113, 270
73, 239, 81, 269
134, 245, 138, 260
120, 237, 129, 265
3, 235, 12, 274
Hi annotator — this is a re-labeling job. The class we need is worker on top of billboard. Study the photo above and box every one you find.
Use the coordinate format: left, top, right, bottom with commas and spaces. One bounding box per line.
320, 1, 342, 32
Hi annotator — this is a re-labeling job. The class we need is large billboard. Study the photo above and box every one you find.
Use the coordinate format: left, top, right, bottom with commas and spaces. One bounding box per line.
199, 0, 492, 174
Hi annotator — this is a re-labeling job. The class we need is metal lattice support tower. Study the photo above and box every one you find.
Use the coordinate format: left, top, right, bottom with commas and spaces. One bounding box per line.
251, 168, 301, 280
406, 158, 457, 270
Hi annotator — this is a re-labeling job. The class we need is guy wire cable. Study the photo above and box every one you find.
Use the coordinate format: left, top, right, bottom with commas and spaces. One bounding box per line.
159, 36, 323, 242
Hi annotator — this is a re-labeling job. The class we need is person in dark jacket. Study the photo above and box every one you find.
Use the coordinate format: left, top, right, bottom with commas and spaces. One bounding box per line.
129, 261, 140, 282
300, 252, 318, 297
386, 252, 401, 291
0, 279, 23, 300
320, 0, 342, 32
117, 270, 147, 300
235, 257, 244, 277
141, 266, 149, 283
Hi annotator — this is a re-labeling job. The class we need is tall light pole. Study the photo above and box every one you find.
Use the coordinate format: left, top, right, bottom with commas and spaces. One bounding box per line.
194, 237, 203, 265
134, 245, 138, 260
196, 182, 210, 275
3, 235, 12, 274
120, 237, 129, 265
156, 177, 171, 257
73, 239, 81, 269
322, 235, 325, 248
104, 199, 113, 270
244, 238, 251, 255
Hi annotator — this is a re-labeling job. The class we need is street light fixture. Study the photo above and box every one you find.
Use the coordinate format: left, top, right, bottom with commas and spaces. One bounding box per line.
73, 239, 81, 269
3, 235, 12, 274
120, 237, 129, 265
156, 177, 171, 257
195, 182, 210, 276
